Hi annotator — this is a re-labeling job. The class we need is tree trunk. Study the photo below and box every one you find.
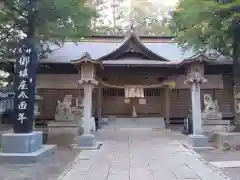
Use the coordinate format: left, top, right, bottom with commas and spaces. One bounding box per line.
231, 24, 240, 131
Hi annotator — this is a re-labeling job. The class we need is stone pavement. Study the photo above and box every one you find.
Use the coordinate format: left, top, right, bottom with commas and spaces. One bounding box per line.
196, 148, 240, 180
58, 129, 231, 180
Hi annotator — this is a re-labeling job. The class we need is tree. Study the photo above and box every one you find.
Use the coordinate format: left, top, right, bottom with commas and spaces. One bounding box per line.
123, 0, 172, 35
170, 0, 240, 56
0, 0, 96, 59
170, 0, 240, 127
0, 0, 96, 133
91, 0, 173, 36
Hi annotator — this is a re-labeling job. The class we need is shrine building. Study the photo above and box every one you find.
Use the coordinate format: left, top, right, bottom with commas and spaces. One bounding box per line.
2, 32, 234, 127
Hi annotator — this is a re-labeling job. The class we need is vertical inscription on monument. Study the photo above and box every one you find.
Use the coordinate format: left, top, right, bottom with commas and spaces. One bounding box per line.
14, 39, 38, 133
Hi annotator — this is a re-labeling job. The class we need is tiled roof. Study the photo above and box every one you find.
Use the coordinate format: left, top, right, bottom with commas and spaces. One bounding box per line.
42, 41, 195, 63
40, 33, 232, 65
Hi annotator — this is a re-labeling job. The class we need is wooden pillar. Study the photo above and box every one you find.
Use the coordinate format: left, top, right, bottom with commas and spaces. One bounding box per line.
165, 87, 170, 128
97, 85, 102, 128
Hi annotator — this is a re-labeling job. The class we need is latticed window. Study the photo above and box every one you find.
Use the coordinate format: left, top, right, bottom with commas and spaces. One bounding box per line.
102, 88, 124, 97
144, 88, 161, 96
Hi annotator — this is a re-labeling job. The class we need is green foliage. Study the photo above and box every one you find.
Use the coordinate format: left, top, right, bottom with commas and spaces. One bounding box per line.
170, 0, 240, 56
0, 0, 96, 59
91, 0, 172, 36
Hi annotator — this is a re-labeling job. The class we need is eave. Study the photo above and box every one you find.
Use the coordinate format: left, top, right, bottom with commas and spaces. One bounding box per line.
98, 31, 170, 61
70, 52, 103, 69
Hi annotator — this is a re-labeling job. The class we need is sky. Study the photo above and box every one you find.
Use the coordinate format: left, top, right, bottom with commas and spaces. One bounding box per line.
152, 0, 178, 6
97, 0, 179, 27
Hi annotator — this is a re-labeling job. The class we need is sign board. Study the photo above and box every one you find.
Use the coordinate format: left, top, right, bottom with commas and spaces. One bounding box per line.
13, 39, 38, 133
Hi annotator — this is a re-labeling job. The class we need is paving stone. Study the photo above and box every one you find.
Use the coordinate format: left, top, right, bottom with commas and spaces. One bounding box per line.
210, 161, 240, 168
107, 173, 129, 180
172, 165, 199, 179
153, 172, 177, 180
58, 128, 232, 180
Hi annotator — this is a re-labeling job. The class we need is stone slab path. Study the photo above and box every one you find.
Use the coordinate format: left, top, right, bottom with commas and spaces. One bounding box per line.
58, 129, 231, 180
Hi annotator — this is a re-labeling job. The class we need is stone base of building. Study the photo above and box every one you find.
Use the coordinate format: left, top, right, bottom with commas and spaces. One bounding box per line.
187, 134, 213, 150
76, 133, 102, 150
0, 131, 56, 163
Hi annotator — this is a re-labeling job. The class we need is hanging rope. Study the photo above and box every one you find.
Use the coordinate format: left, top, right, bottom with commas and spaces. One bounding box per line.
98, 79, 176, 89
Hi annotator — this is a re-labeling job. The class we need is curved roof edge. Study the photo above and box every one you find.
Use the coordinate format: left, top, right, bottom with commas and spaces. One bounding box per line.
71, 52, 103, 69
98, 31, 171, 61
78, 35, 175, 40
179, 52, 232, 67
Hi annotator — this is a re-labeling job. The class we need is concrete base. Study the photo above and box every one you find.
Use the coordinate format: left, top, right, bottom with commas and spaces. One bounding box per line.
2, 131, 43, 153
0, 131, 56, 163
187, 134, 212, 149
0, 145, 56, 164
77, 133, 96, 148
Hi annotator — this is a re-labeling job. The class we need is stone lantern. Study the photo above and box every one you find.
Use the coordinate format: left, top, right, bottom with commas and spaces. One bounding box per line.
182, 56, 210, 149
71, 52, 103, 149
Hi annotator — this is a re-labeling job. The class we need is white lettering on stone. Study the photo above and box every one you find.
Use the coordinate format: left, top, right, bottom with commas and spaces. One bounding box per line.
18, 91, 28, 99
18, 48, 23, 54
18, 101, 27, 110
18, 80, 28, 90
19, 55, 30, 67
26, 48, 32, 54
19, 68, 28, 78
17, 113, 27, 124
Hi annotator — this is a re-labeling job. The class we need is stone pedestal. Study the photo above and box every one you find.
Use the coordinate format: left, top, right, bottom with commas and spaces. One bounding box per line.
188, 134, 211, 149
77, 133, 95, 147
212, 132, 240, 150
55, 112, 75, 122
201, 94, 232, 135
0, 131, 56, 163
203, 120, 232, 134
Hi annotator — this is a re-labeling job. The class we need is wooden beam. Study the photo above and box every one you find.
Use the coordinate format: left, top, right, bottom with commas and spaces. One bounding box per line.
97, 85, 102, 128
165, 87, 170, 128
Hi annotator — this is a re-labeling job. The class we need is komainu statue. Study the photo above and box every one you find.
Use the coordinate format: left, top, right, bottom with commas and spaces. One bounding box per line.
202, 94, 222, 120
55, 95, 74, 121
235, 93, 240, 115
